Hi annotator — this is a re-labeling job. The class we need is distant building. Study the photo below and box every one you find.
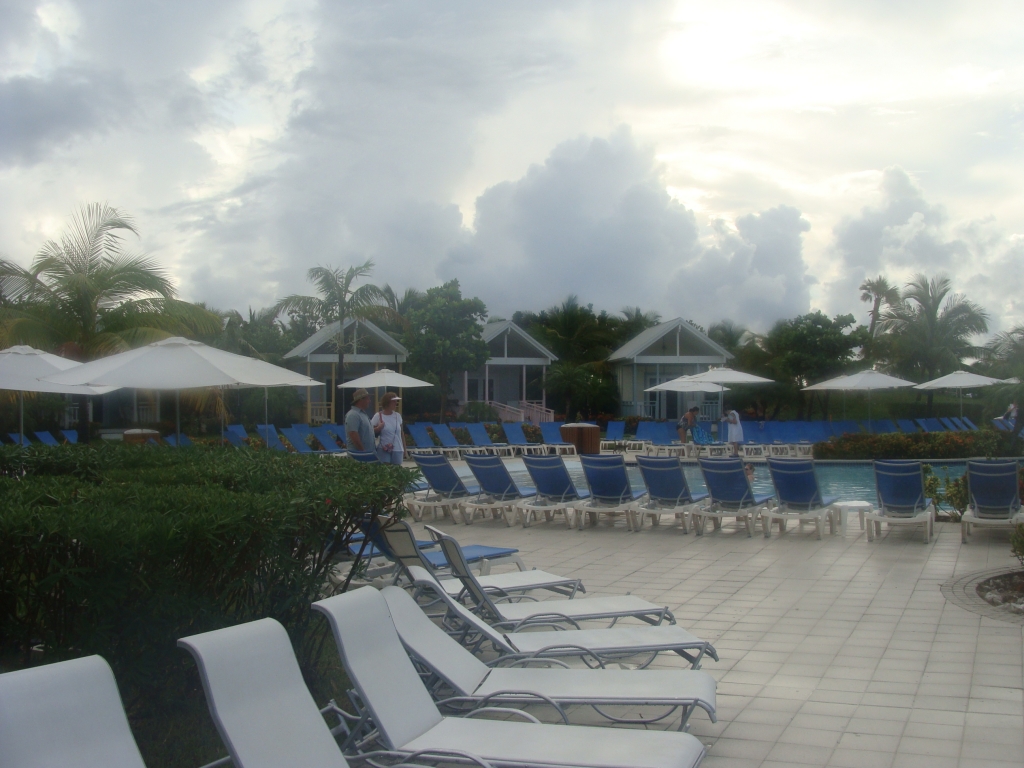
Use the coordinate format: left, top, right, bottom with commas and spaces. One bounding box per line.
457, 319, 558, 423
283, 318, 407, 423
609, 318, 732, 420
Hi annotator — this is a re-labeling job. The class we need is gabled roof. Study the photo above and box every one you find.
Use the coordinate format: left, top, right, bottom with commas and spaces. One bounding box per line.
284, 317, 407, 360
608, 318, 732, 362
481, 319, 558, 362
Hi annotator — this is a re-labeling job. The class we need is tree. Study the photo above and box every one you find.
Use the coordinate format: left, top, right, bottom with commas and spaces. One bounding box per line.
708, 320, 749, 355
0, 203, 220, 438
879, 274, 989, 411
761, 312, 867, 419
618, 306, 662, 345
404, 280, 489, 421
274, 260, 394, 381
859, 275, 901, 337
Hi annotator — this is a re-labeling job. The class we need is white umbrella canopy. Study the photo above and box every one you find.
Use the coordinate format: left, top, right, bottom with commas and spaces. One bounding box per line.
803, 370, 914, 429
0, 346, 118, 445
803, 374, 850, 391
645, 379, 730, 393
914, 370, 1005, 418
337, 368, 433, 389
42, 337, 321, 444
683, 367, 774, 384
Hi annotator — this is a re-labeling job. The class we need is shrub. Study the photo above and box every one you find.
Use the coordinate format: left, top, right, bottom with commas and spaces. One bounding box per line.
1013, 525, 1024, 567
814, 430, 1004, 460
460, 402, 499, 422
0, 445, 415, 731
523, 424, 543, 443
450, 426, 472, 445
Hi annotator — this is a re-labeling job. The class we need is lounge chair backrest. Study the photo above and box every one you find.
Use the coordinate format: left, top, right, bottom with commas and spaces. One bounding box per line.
634, 421, 656, 442
0, 655, 147, 768
425, 527, 502, 622
605, 421, 625, 441
966, 460, 1021, 519
961, 416, 979, 430
431, 423, 462, 449
256, 424, 285, 450
648, 422, 676, 446
179, 618, 347, 768
636, 455, 694, 504
500, 421, 531, 445
465, 422, 495, 446
280, 427, 314, 453
34, 431, 60, 446
539, 422, 566, 444
380, 586, 489, 694
580, 454, 635, 504
405, 565, 516, 652
227, 424, 249, 440
874, 460, 928, 516
464, 454, 520, 499
522, 454, 581, 501
8, 433, 29, 446
405, 423, 435, 449
939, 417, 959, 432
224, 430, 247, 448
313, 587, 444, 750
377, 518, 433, 574
766, 458, 823, 510
896, 419, 919, 433
950, 417, 968, 431
311, 426, 343, 452
348, 451, 380, 463
60, 429, 78, 443
699, 458, 755, 509
412, 454, 471, 496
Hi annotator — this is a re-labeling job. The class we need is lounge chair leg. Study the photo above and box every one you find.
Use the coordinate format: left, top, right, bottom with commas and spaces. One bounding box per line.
694, 516, 704, 536
874, 521, 881, 538
815, 518, 822, 540
961, 521, 968, 543
745, 514, 753, 537
763, 515, 771, 538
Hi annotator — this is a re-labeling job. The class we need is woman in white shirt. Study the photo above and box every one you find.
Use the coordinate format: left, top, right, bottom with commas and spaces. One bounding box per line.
371, 392, 405, 464
724, 408, 744, 452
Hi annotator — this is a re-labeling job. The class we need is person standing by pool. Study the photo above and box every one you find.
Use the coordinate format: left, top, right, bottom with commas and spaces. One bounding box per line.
677, 406, 699, 442
371, 392, 405, 464
345, 388, 374, 453
723, 407, 744, 453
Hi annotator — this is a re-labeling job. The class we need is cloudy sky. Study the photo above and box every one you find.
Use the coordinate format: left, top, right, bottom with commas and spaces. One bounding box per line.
2, 0, 1023, 333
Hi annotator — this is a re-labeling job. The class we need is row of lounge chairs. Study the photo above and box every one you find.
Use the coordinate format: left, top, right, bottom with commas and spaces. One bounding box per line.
1, 523, 720, 768
2, 429, 78, 446
406, 452, 1022, 543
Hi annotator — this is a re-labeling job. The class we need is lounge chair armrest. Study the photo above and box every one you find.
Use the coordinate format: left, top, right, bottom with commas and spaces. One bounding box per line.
395, 748, 497, 768
491, 593, 539, 603
489, 656, 572, 669
508, 612, 582, 630
525, 643, 608, 669
474, 689, 570, 723
464, 706, 544, 724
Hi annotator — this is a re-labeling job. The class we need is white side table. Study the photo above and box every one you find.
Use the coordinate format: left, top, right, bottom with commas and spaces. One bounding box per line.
833, 500, 873, 535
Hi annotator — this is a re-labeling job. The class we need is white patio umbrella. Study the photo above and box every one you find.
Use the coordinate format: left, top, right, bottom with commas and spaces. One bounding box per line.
337, 368, 433, 389
0, 346, 117, 445
673, 367, 774, 419
914, 370, 1004, 418
645, 379, 730, 393
42, 337, 321, 445
803, 370, 914, 429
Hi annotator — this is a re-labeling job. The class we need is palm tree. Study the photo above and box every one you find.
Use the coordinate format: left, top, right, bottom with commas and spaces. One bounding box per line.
879, 274, 989, 411
708, 320, 749, 354
859, 275, 901, 337
0, 203, 221, 437
618, 306, 662, 345
274, 260, 394, 379
532, 296, 618, 364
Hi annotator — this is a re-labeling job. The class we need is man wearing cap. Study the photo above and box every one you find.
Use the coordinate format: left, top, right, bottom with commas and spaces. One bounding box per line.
345, 388, 374, 454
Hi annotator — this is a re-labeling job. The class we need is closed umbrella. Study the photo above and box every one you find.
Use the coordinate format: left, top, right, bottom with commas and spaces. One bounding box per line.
803, 370, 914, 430
43, 337, 321, 446
914, 370, 1003, 418
0, 346, 117, 445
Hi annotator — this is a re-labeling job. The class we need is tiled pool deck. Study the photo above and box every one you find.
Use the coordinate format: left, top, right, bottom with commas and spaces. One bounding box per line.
404, 513, 1024, 767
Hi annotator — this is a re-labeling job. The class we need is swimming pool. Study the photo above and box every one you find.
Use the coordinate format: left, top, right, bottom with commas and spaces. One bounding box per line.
453, 458, 969, 504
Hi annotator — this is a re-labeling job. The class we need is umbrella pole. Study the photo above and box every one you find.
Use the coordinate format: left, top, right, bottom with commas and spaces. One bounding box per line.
264, 387, 268, 432
868, 390, 872, 431
959, 388, 963, 419
19, 391, 24, 447
176, 390, 181, 448
220, 387, 225, 447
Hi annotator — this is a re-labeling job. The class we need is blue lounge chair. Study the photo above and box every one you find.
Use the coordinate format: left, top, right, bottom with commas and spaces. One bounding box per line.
279, 426, 323, 454
256, 424, 287, 451
867, 419, 898, 434
223, 430, 248, 448
634, 455, 708, 531
762, 458, 839, 539
962, 460, 1023, 542
600, 420, 626, 450
798, 421, 833, 443
829, 420, 861, 437
865, 460, 934, 543
938, 417, 960, 431
34, 431, 61, 446
915, 418, 946, 433
406, 422, 454, 458
347, 450, 380, 463
949, 417, 969, 431
895, 419, 919, 433
577, 454, 647, 531
432, 423, 474, 456
226, 424, 250, 441
517, 454, 590, 528
310, 425, 344, 453
60, 429, 78, 444
634, 421, 658, 444
539, 421, 576, 455
696, 458, 774, 537
465, 422, 513, 456
647, 421, 685, 456
961, 416, 979, 430
408, 453, 481, 522
164, 434, 195, 447
461, 454, 538, 525
992, 417, 1011, 432
7, 433, 30, 446
500, 421, 546, 455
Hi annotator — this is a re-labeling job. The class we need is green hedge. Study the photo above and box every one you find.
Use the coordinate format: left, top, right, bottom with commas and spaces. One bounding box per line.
814, 430, 1006, 460
0, 444, 416, 765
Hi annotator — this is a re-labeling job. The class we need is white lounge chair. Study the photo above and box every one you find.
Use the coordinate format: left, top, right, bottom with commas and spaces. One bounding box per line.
0, 655, 148, 768
376, 585, 717, 730
179, 618, 357, 768
408, 565, 717, 669
427, 525, 675, 628
313, 586, 709, 768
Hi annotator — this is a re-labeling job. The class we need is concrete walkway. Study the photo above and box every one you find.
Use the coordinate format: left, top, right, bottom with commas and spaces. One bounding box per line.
404, 513, 1024, 768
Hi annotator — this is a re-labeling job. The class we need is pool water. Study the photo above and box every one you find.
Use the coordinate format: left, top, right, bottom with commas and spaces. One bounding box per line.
455, 458, 968, 504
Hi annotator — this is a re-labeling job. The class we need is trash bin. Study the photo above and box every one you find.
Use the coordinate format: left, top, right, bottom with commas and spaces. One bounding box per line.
560, 423, 601, 454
